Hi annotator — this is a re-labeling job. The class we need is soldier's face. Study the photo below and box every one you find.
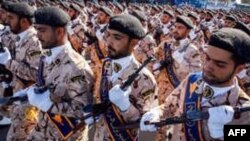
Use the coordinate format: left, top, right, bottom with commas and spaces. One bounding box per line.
173, 23, 190, 40
35, 24, 57, 49
97, 11, 108, 24
0, 9, 7, 25
161, 14, 171, 24
68, 8, 77, 20
224, 20, 235, 28
105, 29, 134, 59
202, 46, 244, 86
7, 12, 21, 34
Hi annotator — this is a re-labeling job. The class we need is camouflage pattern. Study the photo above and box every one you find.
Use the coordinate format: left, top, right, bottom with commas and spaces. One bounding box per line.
93, 55, 158, 141
27, 43, 94, 141
155, 74, 250, 141
154, 38, 202, 141
5, 27, 42, 141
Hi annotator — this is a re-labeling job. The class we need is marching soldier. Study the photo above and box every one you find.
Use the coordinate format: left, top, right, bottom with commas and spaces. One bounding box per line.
0, 3, 42, 141
90, 14, 157, 141
67, 3, 88, 54
160, 10, 174, 36
154, 15, 201, 104
26, 6, 94, 141
224, 15, 237, 28
140, 28, 250, 141
187, 12, 205, 51
153, 16, 202, 141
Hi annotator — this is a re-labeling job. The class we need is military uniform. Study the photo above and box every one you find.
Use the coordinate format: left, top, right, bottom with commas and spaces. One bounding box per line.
238, 64, 250, 96
27, 42, 94, 141
140, 28, 250, 141
93, 55, 157, 141
6, 27, 41, 140
153, 73, 250, 141
133, 35, 156, 71
25, 6, 94, 141
68, 16, 88, 54
1, 3, 42, 141
92, 14, 158, 141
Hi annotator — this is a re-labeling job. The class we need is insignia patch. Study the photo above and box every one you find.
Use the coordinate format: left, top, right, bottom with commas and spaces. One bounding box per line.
202, 85, 214, 99
113, 62, 122, 73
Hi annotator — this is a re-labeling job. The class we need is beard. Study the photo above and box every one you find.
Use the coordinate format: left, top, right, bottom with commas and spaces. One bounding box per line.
202, 70, 235, 86
107, 44, 130, 59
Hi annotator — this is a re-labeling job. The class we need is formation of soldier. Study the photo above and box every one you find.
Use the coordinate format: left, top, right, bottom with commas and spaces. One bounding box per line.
0, 0, 250, 141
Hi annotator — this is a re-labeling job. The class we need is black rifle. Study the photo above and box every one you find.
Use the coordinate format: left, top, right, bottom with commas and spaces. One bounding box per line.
0, 38, 4, 53
83, 56, 155, 118
114, 106, 250, 130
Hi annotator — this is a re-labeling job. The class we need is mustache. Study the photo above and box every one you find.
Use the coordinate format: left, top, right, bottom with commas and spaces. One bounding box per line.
107, 45, 115, 52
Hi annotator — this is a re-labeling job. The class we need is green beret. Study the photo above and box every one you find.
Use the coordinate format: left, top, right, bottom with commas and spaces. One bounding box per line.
163, 10, 174, 18
208, 28, 250, 64
108, 14, 146, 39
8, 2, 34, 18
34, 6, 70, 27
176, 16, 193, 29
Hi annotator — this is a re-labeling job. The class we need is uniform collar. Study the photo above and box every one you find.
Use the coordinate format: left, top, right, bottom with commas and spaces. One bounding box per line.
44, 42, 71, 65
110, 54, 134, 82
16, 27, 35, 46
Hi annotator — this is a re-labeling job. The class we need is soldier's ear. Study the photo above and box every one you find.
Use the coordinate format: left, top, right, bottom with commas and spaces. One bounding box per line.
129, 39, 139, 48
55, 27, 66, 40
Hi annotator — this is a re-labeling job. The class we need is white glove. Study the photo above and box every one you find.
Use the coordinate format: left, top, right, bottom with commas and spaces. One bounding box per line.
1, 82, 11, 89
109, 85, 131, 112
96, 30, 103, 40
208, 105, 234, 139
140, 109, 160, 132
153, 62, 161, 75
0, 47, 11, 65
13, 87, 29, 97
27, 87, 53, 112
83, 112, 94, 125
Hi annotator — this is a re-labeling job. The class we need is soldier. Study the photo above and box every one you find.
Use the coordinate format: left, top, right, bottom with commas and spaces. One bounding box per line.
26, 6, 94, 141
0, 1, 16, 49
131, 9, 156, 71
224, 15, 237, 28
0, 3, 42, 141
160, 10, 174, 36
152, 16, 202, 141
187, 12, 205, 51
67, 3, 88, 54
140, 28, 250, 141
90, 14, 157, 141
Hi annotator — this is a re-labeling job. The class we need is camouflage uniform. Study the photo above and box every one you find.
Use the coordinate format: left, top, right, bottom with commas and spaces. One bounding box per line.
5, 27, 42, 141
68, 17, 88, 53
238, 64, 250, 96
155, 73, 250, 141
93, 55, 158, 141
27, 43, 94, 141
154, 38, 201, 141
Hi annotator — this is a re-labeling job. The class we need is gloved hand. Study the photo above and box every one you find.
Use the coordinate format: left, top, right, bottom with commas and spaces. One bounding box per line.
83, 112, 94, 125
27, 87, 53, 112
109, 85, 131, 112
152, 62, 161, 75
208, 105, 234, 139
0, 47, 11, 65
0, 64, 13, 83
140, 108, 160, 132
